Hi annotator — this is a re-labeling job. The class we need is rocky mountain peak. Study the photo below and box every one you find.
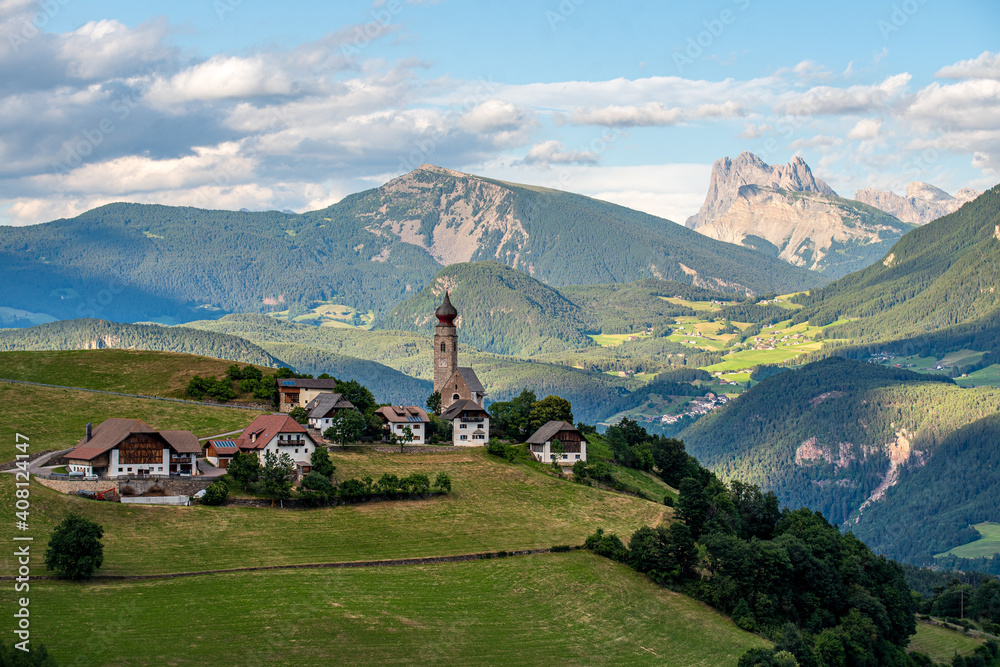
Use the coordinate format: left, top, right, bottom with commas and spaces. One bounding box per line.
686, 152, 837, 229
854, 182, 981, 225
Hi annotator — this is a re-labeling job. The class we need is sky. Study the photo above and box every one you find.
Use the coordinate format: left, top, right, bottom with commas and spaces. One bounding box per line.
0, 0, 998, 226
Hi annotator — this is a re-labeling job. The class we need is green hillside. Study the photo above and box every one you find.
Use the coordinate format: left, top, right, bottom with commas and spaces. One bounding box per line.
793, 184, 1000, 348
11, 552, 768, 667
376, 261, 594, 356
375, 262, 724, 357
680, 357, 1000, 561
0, 318, 278, 365
0, 166, 822, 326
0, 319, 431, 405
0, 348, 272, 399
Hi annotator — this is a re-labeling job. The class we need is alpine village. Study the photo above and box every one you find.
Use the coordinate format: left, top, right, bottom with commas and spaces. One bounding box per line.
3, 4, 1000, 666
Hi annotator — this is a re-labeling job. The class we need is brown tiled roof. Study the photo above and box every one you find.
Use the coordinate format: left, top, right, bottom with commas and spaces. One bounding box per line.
375, 406, 429, 423
160, 430, 202, 454
441, 399, 488, 421
235, 414, 311, 450
526, 421, 579, 445
67, 418, 156, 461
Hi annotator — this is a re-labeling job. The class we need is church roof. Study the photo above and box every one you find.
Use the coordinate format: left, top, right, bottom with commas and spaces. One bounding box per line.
435, 291, 458, 322
455, 367, 484, 393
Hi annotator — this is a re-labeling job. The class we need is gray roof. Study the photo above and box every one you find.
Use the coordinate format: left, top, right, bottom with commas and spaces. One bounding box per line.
456, 367, 485, 393
305, 393, 355, 419
526, 421, 579, 445
441, 399, 488, 421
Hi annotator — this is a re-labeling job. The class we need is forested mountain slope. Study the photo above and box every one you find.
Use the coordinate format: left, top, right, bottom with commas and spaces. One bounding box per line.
850, 412, 1000, 564
679, 357, 1000, 561
374, 262, 720, 357
0, 166, 822, 325
794, 184, 1000, 344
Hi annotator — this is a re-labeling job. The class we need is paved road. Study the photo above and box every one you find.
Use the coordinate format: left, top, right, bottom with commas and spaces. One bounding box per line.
198, 430, 245, 441
1, 448, 72, 475
197, 459, 227, 478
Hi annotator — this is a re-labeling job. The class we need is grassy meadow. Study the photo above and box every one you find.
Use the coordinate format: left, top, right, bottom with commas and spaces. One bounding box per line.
907, 621, 986, 664
0, 348, 271, 398
0, 382, 259, 462
7, 551, 769, 666
938, 522, 1000, 559
0, 448, 666, 576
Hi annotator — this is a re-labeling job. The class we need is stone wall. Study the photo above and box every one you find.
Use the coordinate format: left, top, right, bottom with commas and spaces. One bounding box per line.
120, 477, 214, 496
35, 478, 117, 495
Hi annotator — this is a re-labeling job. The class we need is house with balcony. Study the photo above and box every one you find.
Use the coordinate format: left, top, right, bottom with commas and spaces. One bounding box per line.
234, 414, 318, 471
66, 419, 201, 478
525, 421, 587, 464
440, 399, 489, 446
375, 405, 430, 444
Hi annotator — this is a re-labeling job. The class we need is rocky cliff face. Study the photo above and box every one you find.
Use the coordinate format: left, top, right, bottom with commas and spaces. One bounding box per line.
364, 164, 531, 269
854, 182, 980, 225
694, 186, 913, 276
685, 152, 837, 229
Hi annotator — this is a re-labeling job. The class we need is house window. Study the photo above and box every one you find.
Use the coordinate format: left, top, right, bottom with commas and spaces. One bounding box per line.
158, 467, 163, 471
575, 455, 581, 460
118, 467, 123, 472
127, 467, 132, 472
412, 425, 420, 430
460, 435, 467, 440
295, 449, 299, 454
460, 424, 467, 429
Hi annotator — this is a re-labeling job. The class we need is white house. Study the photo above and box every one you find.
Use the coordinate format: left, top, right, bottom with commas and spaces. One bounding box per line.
440, 399, 489, 446
305, 393, 357, 432
525, 421, 588, 464
234, 414, 318, 471
375, 406, 431, 444
66, 419, 201, 478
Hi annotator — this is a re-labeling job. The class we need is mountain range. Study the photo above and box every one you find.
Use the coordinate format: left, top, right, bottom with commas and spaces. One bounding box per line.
0, 164, 822, 327
855, 181, 980, 225
685, 152, 915, 278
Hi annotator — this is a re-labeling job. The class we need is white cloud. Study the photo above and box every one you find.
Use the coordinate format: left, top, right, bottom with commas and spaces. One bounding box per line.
936, 51, 1000, 80
789, 134, 844, 150
58, 19, 173, 80
847, 118, 882, 140
775, 73, 911, 116
147, 55, 294, 105
569, 99, 743, 127
521, 140, 598, 166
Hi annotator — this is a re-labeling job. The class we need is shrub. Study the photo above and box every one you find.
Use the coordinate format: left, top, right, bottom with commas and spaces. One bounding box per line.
584, 528, 628, 562
434, 472, 452, 492
551, 545, 572, 553
486, 438, 515, 461
664, 494, 675, 507
288, 406, 308, 424
200, 480, 229, 506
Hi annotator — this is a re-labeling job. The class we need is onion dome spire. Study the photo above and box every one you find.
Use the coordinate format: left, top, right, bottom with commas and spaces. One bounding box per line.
435, 291, 457, 324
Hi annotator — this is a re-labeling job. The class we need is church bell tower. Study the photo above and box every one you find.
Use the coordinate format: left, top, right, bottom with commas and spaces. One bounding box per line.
433, 291, 459, 395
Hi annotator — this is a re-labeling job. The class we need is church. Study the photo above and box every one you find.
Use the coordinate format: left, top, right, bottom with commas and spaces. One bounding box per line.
434, 292, 490, 446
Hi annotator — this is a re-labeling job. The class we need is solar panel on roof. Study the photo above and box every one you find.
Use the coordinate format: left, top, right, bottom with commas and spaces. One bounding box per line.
408, 415, 423, 422
281, 380, 296, 386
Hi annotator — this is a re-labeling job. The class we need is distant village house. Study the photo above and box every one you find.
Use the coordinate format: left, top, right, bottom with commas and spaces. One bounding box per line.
233, 414, 318, 472
305, 393, 357, 431
375, 406, 430, 444
277, 378, 339, 413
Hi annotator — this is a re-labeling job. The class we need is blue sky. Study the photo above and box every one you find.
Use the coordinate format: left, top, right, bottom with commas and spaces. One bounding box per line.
1, 0, 998, 225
